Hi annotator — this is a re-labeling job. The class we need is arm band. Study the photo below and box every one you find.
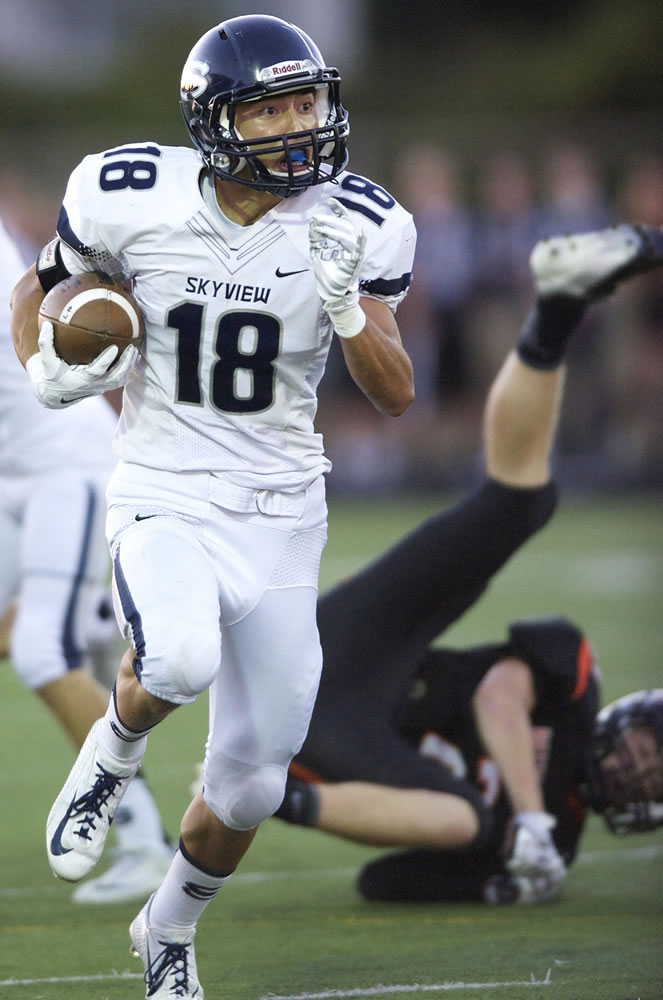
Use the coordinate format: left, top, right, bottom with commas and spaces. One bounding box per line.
36, 238, 71, 293
273, 777, 320, 827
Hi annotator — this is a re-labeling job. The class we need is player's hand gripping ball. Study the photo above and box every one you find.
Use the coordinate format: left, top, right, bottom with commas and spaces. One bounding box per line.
38, 272, 144, 366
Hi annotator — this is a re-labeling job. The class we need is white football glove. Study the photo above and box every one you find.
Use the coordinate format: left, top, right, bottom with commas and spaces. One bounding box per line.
483, 811, 566, 905
506, 811, 566, 882
308, 197, 367, 339
26, 320, 138, 409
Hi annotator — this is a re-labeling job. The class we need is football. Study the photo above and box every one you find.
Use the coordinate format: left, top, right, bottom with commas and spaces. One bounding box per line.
38, 272, 144, 366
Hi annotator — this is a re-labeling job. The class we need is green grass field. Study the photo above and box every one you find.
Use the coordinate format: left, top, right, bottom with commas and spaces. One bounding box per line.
1, 493, 662, 1000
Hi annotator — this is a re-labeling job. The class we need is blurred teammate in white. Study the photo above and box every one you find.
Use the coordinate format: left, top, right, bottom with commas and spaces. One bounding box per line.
0, 220, 172, 904
11, 14, 415, 997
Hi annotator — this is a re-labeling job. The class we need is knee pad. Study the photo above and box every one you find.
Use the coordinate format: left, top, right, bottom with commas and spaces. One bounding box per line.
154, 628, 221, 700
111, 539, 221, 703
203, 752, 287, 830
117, 597, 221, 702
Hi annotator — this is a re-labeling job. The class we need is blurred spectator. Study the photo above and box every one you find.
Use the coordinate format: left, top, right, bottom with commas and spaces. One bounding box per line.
472, 151, 541, 304
538, 142, 612, 236
393, 146, 475, 404
601, 155, 663, 486
537, 144, 614, 471
466, 152, 541, 394
617, 154, 663, 227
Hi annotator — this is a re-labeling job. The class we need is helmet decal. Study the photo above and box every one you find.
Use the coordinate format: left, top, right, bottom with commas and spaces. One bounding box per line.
180, 59, 210, 100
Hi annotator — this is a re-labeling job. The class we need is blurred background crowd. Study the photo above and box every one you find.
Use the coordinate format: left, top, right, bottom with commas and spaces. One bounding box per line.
1, 0, 661, 492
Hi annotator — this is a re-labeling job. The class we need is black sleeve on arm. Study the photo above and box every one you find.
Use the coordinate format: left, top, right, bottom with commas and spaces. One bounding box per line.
508, 616, 595, 710
35, 238, 71, 292
273, 777, 321, 827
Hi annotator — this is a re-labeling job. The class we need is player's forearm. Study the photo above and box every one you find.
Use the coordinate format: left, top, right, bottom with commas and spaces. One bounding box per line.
10, 264, 44, 367
472, 658, 545, 814
339, 298, 415, 416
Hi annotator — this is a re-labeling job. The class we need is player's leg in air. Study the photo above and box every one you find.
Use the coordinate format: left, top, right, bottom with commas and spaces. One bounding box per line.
485, 224, 663, 489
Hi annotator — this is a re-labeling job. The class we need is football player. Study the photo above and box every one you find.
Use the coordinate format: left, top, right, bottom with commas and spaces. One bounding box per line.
275, 224, 663, 904
0, 219, 173, 905
10, 14, 415, 998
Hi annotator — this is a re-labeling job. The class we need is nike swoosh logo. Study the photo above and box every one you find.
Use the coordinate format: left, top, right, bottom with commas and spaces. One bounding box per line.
50, 795, 76, 856
135, 514, 157, 521
275, 267, 309, 278
60, 393, 91, 405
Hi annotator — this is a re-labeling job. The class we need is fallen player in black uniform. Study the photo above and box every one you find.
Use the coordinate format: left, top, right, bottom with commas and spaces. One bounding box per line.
275, 224, 663, 903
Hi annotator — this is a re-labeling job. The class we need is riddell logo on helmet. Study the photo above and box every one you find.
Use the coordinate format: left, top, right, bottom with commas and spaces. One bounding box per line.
274, 62, 303, 75
260, 59, 316, 83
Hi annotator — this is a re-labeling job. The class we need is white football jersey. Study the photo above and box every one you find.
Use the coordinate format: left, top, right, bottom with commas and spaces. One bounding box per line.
0, 221, 116, 477
55, 143, 416, 491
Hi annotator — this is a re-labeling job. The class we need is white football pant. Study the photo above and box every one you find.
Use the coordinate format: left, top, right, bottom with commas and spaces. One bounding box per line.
107, 465, 327, 830
0, 469, 111, 688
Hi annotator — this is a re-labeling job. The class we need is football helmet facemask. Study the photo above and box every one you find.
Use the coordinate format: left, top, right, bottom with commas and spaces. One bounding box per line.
585, 689, 663, 834
179, 14, 349, 197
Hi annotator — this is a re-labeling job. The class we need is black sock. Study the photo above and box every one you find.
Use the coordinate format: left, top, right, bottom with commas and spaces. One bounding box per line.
274, 778, 320, 827
517, 294, 588, 370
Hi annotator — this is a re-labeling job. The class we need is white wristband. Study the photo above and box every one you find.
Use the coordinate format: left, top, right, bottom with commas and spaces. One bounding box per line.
26, 352, 43, 379
327, 302, 366, 340
26, 352, 47, 402
516, 811, 556, 834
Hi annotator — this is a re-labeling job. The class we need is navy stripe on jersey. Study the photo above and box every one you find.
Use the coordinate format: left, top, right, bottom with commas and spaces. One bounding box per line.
56, 205, 94, 257
113, 547, 146, 680
62, 484, 97, 670
359, 273, 412, 297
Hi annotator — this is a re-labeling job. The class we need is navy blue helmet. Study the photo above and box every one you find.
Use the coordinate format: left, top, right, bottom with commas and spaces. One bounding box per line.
179, 14, 349, 196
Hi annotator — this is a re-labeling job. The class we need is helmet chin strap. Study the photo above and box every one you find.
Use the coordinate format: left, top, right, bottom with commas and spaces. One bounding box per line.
209, 145, 317, 198
209, 159, 307, 199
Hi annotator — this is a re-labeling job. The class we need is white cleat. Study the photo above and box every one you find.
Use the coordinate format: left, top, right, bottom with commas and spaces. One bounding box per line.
72, 843, 174, 904
531, 223, 663, 299
46, 719, 139, 881
130, 895, 203, 998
